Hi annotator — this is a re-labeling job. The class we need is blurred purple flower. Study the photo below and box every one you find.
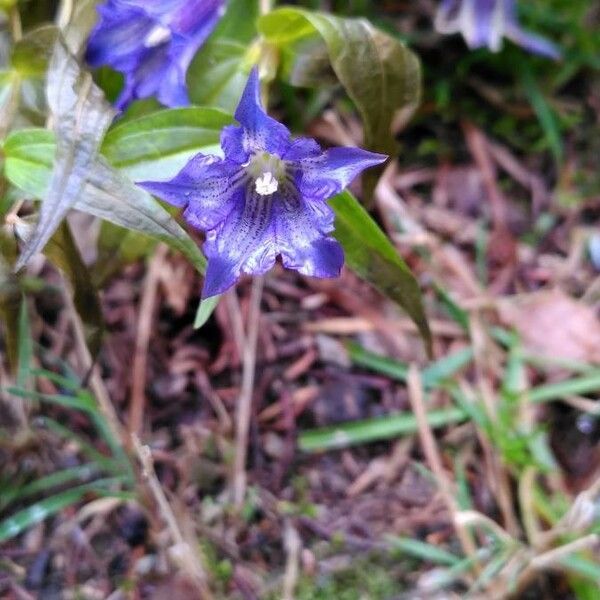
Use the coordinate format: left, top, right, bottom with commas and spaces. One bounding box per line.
435, 0, 561, 59
140, 69, 387, 297
86, 0, 226, 109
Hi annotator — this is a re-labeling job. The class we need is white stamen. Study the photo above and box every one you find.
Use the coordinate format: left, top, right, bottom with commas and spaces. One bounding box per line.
144, 24, 171, 48
255, 171, 278, 195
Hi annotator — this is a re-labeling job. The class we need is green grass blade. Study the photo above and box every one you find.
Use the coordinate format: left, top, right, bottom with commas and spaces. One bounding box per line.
528, 373, 600, 404
7, 386, 97, 412
387, 535, 461, 566
194, 294, 220, 329
560, 554, 600, 583
0, 478, 124, 543
38, 417, 117, 471
7, 465, 100, 505
16, 298, 33, 389
298, 407, 467, 452
347, 343, 473, 389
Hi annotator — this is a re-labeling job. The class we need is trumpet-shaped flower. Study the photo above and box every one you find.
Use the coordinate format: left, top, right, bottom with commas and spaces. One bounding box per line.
86, 0, 226, 109
140, 69, 387, 297
435, 0, 561, 59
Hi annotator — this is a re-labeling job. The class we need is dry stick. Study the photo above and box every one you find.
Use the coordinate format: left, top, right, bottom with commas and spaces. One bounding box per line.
282, 520, 302, 600
509, 534, 600, 599
132, 435, 213, 599
232, 276, 264, 507
462, 120, 507, 230
225, 288, 246, 360
406, 365, 479, 566
61, 277, 125, 450
64, 277, 214, 595
469, 315, 521, 538
129, 244, 167, 435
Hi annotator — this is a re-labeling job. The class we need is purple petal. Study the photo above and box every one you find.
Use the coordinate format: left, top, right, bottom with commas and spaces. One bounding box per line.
220, 125, 250, 164
274, 185, 343, 278
283, 137, 322, 161
505, 24, 562, 59
86, 4, 153, 70
228, 68, 292, 158
202, 187, 278, 297
466, 0, 503, 50
86, 0, 225, 109
139, 154, 243, 230
293, 146, 387, 201
435, 0, 464, 33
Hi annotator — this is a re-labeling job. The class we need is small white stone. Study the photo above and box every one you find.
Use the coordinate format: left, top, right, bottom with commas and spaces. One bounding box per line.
255, 171, 278, 195
144, 24, 171, 48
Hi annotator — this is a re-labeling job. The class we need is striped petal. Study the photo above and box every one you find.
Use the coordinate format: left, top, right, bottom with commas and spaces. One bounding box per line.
203, 186, 278, 296
293, 146, 387, 202
273, 184, 343, 278
139, 154, 243, 231
226, 68, 292, 159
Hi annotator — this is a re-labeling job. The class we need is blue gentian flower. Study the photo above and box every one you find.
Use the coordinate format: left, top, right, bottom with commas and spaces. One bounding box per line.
86, 0, 226, 109
435, 0, 561, 59
140, 69, 387, 297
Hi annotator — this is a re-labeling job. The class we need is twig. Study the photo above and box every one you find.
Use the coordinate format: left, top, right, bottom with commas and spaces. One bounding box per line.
407, 365, 480, 566
462, 121, 507, 230
61, 276, 125, 451
260, 0, 273, 15
232, 276, 264, 507
225, 288, 246, 360
530, 534, 600, 571
132, 435, 213, 599
129, 244, 167, 435
55, 0, 74, 29
9, 6, 22, 41
282, 520, 301, 600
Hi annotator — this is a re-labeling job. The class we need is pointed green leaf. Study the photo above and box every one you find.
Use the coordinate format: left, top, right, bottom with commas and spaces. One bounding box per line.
194, 294, 220, 329
330, 190, 431, 353
15, 41, 115, 270
16, 296, 32, 389
258, 8, 421, 156
0, 227, 22, 370
101, 106, 233, 181
3, 128, 207, 275
0, 479, 125, 543
187, 0, 260, 113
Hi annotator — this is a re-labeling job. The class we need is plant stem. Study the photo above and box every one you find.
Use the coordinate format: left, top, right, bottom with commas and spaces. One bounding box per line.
232, 275, 264, 508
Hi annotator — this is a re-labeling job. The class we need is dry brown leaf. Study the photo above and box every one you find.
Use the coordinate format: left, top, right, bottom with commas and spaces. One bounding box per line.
498, 289, 600, 365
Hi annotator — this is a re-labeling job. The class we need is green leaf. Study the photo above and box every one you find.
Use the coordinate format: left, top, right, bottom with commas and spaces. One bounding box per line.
0, 225, 22, 369
298, 407, 466, 452
79, 157, 206, 275
92, 222, 156, 287
15, 41, 115, 270
528, 373, 600, 404
16, 297, 32, 389
348, 343, 472, 388
0, 478, 124, 543
187, 0, 260, 113
5, 465, 100, 506
3, 129, 207, 275
101, 106, 233, 181
258, 8, 421, 156
386, 535, 462, 566
0, 26, 57, 136
194, 294, 220, 329
330, 191, 431, 353
2, 128, 54, 196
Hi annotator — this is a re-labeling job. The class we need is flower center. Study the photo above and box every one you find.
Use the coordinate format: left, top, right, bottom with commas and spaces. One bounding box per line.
144, 24, 172, 48
246, 152, 286, 197
255, 172, 278, 195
